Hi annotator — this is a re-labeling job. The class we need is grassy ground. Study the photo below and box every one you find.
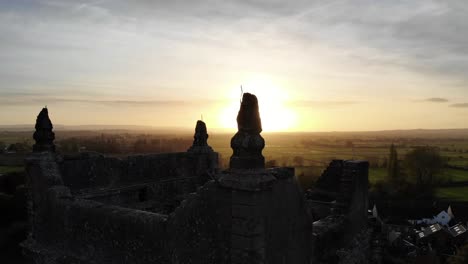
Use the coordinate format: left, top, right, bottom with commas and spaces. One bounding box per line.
443, 168, 468, 182
3, 130, 468, 202
435, 186, 468, 201
369, 168, 387, 184
368, 168, 468, 184
369, 167, 468, 202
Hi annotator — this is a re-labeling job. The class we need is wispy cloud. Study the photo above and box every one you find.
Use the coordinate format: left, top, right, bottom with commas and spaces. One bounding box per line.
1, 0, 468, 129
450, 103, 468, 108
423, 98, 449, 103
2, 0, 468, 95
288, 100, 360, 108
0, 96, 225, 107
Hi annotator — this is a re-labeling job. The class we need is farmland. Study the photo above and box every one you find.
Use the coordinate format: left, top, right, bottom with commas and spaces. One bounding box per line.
1, 128, 468, 201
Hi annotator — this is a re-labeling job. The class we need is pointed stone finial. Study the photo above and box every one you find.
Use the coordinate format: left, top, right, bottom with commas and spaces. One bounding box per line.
230, 93, 265, 169
33, 108, 55, 152
187, 120, 213, 153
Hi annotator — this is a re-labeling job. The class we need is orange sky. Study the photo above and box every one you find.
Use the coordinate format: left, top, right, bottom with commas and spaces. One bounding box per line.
1, 1, 468, 132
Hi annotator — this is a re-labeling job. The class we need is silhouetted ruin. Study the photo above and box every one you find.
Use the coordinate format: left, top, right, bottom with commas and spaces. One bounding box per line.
230, 93, 265, 169
32, 108, 55, 153
23, 94, 370, 263
187, 120, 213, 153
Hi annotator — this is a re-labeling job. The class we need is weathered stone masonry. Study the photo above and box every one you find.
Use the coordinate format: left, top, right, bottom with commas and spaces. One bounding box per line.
23, 110, 219, 263
23, 94, 369, 264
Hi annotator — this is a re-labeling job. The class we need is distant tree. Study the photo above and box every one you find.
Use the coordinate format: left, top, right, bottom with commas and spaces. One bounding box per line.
387, 144, 399, 183
404, 146, 444, 185
447, 243, 468, 264
0, 141, 5, 152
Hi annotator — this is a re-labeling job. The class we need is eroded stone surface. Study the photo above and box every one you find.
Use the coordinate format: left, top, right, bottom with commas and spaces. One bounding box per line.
24, 102, 370, 264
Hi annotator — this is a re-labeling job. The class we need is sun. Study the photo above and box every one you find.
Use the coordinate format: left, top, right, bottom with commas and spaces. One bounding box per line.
219, 76, 297, 132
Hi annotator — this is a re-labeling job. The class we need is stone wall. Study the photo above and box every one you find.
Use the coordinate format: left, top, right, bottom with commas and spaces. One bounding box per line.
341, 161, 369, 239
308, 160, 369, 222
23, 186, 170, 264
23, 105, 372, 263
168, 181, 232, 264
24, 154, 365, 264
60, 152, 122, 193
60, 151, 218, 194
167, 167, 313, 264
309, 160, 369, 262
58, 151, 218, 213
24, 149, 220, 263
315, 160, 343, 193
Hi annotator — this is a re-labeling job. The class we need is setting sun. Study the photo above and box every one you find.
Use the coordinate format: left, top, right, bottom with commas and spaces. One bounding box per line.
218, 77, 298, 132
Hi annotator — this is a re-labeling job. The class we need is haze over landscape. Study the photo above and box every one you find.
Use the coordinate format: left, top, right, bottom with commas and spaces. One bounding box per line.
1, 0, 468, 132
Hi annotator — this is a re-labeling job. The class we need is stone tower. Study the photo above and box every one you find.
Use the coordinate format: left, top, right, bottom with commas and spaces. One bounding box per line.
215, 93, 312, 264
170, 93, 312, 264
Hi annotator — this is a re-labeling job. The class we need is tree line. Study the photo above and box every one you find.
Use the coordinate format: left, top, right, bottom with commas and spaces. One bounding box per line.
374, 144, 446, 198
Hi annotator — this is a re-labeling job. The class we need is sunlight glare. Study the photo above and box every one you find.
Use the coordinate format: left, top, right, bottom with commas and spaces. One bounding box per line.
219, 76, 297, 132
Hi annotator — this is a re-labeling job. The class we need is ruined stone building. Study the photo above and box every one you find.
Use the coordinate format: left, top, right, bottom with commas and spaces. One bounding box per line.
23, 94, 369, 264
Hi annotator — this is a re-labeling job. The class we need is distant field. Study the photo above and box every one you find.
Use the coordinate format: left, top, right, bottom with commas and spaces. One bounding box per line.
362, 168, 468, 185
443, 168, 468, 182
0, 131, 32, 144
369, 168, 387, 184
436, 186, 468, 202
2, 129, 468, 201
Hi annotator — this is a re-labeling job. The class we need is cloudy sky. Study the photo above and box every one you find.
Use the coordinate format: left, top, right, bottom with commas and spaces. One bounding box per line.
1, 0, 468, 131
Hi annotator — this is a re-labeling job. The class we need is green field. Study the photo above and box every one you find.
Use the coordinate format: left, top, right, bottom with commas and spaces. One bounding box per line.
435, 186, 468, 202
2, 129, 468, 202
369, 168, 387, 184
442, 168, 468, 182
370, 168, 468, 201
369, 168, 468, 184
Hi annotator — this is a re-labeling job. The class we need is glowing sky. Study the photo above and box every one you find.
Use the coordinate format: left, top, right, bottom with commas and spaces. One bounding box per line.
1, 0, 468, 132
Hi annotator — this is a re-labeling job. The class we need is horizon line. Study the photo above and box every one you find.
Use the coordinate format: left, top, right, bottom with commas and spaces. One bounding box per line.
1, 124, 468, 134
